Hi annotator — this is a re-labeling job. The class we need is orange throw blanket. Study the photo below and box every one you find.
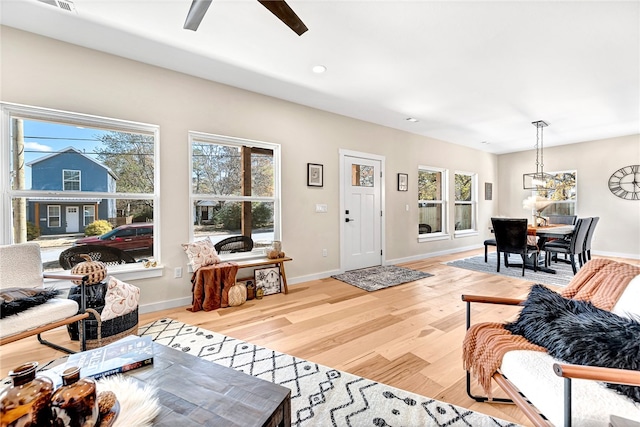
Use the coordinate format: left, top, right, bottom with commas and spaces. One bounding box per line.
463, 258, 640, 397
188, 262, 239, 312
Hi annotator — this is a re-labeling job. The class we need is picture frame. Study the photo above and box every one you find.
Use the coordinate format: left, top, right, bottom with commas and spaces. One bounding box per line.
485, 182, 493, 201
397, 173, 408, 191
307, 163, 323, 187
254, 266, 281, 295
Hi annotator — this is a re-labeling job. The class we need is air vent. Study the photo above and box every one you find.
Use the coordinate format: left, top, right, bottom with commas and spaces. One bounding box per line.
37, 0, 77, 13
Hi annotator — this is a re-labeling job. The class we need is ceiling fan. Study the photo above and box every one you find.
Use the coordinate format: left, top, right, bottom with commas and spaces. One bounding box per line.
183, 0, 308, 35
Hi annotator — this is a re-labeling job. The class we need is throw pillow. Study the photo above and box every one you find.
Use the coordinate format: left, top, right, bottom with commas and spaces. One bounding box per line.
0, 287, 60, 318
101, 276, 140, 321
505, 284, 640, 403
181, 239, 220, 272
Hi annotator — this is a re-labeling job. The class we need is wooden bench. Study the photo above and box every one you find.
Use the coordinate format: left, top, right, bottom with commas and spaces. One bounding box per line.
234, 256, 292, 294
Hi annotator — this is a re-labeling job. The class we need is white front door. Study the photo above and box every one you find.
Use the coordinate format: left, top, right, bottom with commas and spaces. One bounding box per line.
341, 152, 383, 271
66, 206, 79, 233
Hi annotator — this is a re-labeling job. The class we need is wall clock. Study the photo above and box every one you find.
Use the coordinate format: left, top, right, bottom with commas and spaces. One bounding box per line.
608, 165, 640, 200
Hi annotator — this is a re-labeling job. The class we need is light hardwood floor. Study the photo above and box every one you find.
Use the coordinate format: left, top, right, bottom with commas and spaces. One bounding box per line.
1, 249, 637, 425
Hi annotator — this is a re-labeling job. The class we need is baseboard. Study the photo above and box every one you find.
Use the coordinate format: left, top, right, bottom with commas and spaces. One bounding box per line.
139, 296, 192, 314
592, 250, 640, 260
385, 244, 482, 265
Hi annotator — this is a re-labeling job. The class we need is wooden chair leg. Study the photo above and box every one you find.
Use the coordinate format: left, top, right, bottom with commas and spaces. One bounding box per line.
484, 244, 488, 262
570, 254, 578, 274
496, 251, 501, 272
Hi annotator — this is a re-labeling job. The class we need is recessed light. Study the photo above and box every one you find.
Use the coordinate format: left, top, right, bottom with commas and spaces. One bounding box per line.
312, 65, 327, 74
405, 117, 418, 122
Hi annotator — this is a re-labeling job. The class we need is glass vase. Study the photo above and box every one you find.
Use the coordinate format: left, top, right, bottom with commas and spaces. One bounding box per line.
50, 367, 99, 427
0, 361, 54, 427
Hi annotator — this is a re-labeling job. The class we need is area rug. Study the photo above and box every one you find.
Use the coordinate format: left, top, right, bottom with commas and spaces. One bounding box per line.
140, 318, 517, 427
446, 253, 575, 287
331, 265, 433, 291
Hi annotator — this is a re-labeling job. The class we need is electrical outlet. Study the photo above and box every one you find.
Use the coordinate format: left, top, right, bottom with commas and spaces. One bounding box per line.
174, 267, 183, 278
322, 249, 328, 257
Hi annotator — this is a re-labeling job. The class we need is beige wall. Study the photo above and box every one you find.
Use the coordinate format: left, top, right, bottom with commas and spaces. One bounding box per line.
498, 134, 640, 258
2, 27, 637, 312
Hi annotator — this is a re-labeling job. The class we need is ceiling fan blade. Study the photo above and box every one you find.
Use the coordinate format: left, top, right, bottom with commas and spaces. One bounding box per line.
184, 0, 213, 31
257, 0, 308, 36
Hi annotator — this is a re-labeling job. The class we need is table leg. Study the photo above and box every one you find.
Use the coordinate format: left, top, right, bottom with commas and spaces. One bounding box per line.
279, 261, 289, 294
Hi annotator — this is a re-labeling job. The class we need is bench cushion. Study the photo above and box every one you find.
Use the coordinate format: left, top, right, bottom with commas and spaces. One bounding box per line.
0, 297, 79, 339
501, 350, 640, 427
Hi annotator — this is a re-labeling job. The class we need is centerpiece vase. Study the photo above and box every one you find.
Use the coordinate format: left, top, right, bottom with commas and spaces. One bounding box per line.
51, 366, 99, 427
0, 362, 54, 427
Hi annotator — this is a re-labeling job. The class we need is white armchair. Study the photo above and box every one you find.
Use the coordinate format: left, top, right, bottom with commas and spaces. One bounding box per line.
0, 242, 90, 352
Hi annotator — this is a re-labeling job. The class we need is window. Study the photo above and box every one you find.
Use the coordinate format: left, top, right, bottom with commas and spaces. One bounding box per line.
63, 170, 80, 191
454, 171, 477, 234
1, 102, 159, 271
47, 205, 61, 228
534, 171, 577, 216
418, 166, 448, 240
83, 205, 95, 226
189, 132, 280, 256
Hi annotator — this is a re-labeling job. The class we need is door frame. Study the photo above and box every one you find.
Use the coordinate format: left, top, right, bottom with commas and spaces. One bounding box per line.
65, 206, 80, 233
339, 149, 386, 273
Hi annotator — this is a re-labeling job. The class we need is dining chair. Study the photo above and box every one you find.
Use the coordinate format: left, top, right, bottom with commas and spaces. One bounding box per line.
491, 218, 539, 276
544, 217, 591, 274
483, 238, 496, 262
583, 216, 600, 261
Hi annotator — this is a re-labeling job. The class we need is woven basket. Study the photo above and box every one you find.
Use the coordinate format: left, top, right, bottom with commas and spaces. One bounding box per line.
71, 254, 107, 285
79, 307, 139, 350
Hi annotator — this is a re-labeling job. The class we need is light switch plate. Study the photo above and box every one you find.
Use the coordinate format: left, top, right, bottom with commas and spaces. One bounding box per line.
315, 204, 328, 213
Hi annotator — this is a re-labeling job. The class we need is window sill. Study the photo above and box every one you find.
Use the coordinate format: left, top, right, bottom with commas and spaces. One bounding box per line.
45, 263, 164, 291
418, 233, 451, 243
454, 230, 479, 238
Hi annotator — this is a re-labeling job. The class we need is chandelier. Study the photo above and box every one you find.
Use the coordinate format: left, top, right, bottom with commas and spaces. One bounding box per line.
522, 120, 555, 190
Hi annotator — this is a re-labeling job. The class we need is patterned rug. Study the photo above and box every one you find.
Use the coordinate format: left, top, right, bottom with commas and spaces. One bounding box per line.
331, 265, 433, 291
446, 253, 574, 287
140, 318, 517, 427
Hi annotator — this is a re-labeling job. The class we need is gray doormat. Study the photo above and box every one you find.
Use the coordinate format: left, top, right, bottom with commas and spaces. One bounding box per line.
331, 265, 433, 291
446, 253, 575, 287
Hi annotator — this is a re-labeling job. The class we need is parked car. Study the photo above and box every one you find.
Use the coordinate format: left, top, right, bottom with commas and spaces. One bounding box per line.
75, 223, 153, 251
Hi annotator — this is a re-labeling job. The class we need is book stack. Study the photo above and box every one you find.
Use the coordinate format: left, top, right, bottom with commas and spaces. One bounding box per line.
41, 335, 153, 387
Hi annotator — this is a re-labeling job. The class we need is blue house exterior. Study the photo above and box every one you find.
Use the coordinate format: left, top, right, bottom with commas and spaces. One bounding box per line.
27, 147, 117, 235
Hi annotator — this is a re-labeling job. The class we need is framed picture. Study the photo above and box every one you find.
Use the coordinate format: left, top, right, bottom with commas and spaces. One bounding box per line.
485, 182, 493, 201
397, 173, 408, 191
254, 267, 281, 295
307, 163, 323, 187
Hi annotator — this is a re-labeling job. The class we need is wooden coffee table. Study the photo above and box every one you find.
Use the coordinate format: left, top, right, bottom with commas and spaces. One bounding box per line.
124, 343, 291, 426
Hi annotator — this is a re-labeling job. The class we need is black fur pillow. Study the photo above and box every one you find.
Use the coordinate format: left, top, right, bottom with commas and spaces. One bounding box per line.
0, 287, 60, 318
505, 284, 640, 403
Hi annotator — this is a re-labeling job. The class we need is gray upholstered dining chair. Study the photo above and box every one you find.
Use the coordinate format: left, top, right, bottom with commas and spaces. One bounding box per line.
547, 214, 577, 225
544, 217, 592, 274
583, 216, 600, 261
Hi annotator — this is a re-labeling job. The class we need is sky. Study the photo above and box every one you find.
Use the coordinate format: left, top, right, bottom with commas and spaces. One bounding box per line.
16, 119, 109, 188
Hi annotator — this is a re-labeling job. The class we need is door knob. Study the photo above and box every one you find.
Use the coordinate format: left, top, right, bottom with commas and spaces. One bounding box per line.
345, 218, 356, 222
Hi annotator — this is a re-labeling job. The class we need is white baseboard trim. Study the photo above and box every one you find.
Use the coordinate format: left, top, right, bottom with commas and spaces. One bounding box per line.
288, 269, 342, 285
385, 244, 482, 265
139, 296, 192, 314
591, 250, 640, 260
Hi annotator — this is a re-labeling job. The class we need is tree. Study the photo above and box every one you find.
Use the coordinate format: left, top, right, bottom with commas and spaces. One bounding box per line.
95, 131, 154, 217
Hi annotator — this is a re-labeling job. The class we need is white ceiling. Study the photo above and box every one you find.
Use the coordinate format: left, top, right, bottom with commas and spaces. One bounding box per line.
1, 0, 638, 154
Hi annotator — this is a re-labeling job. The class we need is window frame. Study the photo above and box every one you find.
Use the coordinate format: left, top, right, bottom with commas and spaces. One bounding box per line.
417, 165, 449, 242
531, 169, 578, 218
188, 131, 281, 260
83, 205, 96, 226
0, 102, 161, 280
453, 170, 478, 237
47, 205, 61, 228
63, 169, 81, 191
